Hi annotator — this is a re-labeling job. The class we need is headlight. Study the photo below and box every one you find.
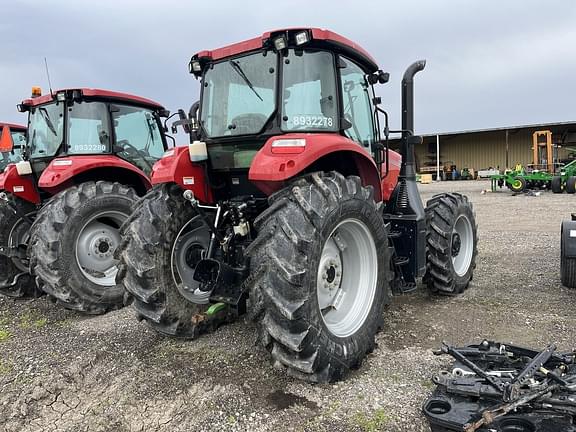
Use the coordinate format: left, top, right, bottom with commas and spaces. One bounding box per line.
295, 31, 310, 46
189, 60, 202, 74
273, 36, 287, 51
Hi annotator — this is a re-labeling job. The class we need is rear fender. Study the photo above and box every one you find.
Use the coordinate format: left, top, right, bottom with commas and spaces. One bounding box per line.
151, 146, 213, 203
0, 164, 40, 204
248, 133, 382, 202
38, 156, 151, 195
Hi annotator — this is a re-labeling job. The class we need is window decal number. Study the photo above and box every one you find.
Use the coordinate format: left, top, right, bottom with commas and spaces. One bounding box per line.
292, 115, 333, 128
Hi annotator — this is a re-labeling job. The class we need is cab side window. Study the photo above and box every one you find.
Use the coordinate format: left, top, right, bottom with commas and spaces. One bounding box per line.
112, 105, 165, 159
68, 101, 110, 154
339, 58, 376, 148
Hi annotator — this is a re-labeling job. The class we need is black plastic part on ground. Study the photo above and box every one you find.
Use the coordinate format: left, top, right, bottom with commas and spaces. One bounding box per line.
423, 341, 576, 432
424, 387, 576, 432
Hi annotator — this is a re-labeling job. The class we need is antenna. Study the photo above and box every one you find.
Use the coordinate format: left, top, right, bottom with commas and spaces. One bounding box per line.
44, 57, 53, 96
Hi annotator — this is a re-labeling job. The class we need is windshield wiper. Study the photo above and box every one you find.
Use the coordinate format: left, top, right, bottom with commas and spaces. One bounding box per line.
39, 107, 58, 136
229, 60, 263, 102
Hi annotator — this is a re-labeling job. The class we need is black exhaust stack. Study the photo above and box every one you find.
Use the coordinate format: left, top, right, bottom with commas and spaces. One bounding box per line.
401, 60, 426, 180
384, 60, 427, 290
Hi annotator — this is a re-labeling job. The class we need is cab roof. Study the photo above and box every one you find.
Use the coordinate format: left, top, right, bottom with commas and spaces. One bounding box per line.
21, 88, 165, 111
193, 28, 379, 73
0, 123, 26, 132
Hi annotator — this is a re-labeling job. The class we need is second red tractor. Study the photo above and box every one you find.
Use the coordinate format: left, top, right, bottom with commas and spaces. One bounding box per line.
0, 88, 170, 312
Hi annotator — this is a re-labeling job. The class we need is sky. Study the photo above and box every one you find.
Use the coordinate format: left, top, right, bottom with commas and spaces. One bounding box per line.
1, 0, 575, 135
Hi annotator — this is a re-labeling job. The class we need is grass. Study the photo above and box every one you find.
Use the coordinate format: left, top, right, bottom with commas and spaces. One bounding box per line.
353, 409, 389, 432
19, 311, 48, 329
0, 329, 12, 342
0, 359, 13, 375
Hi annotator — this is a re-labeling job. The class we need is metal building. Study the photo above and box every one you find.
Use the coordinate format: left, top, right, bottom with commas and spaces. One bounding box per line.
401, 121, 576, 179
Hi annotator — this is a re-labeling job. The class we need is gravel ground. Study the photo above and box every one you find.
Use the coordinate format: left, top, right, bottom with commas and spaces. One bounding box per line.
0, 180, 574, 432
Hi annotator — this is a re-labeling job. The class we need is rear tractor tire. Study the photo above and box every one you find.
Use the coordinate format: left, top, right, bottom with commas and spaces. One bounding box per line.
248, 172, 391, 383
551, 176, 563, 194
566, 177, 576, 194
115, 184, 215, 338
425, 193, 478, 295
0, 195, 40, 297
29, 182, 137, 314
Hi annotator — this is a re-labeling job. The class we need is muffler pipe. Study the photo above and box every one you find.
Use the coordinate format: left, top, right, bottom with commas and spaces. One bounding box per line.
400, 60, 426, 179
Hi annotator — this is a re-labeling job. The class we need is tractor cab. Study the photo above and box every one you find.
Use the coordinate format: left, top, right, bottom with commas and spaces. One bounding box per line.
17, 88, 169, 179
185, 28, 394, 200
0, 123, 26, 172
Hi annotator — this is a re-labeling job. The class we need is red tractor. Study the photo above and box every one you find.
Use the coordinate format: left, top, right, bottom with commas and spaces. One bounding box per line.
117, 28, 478, 382
0, 88, 170, 312
0, 123, 27, 174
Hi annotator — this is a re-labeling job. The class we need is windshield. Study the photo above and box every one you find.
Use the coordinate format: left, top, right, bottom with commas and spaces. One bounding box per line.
281, 50, 338, 132
28, 103, 64, 158
0, 130, 25, 171
201, 52, 276, 138
67, 101, 110, 154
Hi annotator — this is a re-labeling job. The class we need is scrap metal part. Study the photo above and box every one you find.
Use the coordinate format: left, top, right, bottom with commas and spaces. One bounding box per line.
423, 340, 576, 432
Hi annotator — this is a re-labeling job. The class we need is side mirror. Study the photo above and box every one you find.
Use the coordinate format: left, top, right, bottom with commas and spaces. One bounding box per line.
0, 127, 14, 153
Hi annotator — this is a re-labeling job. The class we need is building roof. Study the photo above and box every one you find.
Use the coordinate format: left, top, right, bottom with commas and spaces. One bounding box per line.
418, 121, 576, 138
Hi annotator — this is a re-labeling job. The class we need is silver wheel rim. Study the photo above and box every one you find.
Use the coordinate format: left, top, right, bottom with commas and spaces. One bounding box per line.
317, 218, 378, 338
451, 214, 474, 277
75, 211, 126, 286
171, 216, 210, 304
8, 210, 36, 272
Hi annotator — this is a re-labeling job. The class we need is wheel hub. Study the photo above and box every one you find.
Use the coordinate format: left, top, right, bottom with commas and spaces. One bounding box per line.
318, 241, 343, 305
75, 212, 126, 287
78, 222, 120, 272
451, 233, 461, 256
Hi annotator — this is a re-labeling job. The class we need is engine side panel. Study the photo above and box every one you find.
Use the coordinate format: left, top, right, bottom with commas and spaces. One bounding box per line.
0, 164, 41, 204
151, 146, 213, 204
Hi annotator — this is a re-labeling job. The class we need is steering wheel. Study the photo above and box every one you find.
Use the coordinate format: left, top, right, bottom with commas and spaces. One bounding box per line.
117, 140, 149, 158
228, 113, 267, 135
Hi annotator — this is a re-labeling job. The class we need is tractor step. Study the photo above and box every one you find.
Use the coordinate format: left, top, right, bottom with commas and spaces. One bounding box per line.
393, 256, 410, 266
388, 230, 402, 239
392, 281, 417, 295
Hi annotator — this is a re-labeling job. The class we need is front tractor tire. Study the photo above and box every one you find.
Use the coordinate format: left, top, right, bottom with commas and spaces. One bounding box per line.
0, 195, 40, 298
29, 182, 137, 314
115, 184, 212, 338
425, 193, 478, 295
248, 172, 391, 383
